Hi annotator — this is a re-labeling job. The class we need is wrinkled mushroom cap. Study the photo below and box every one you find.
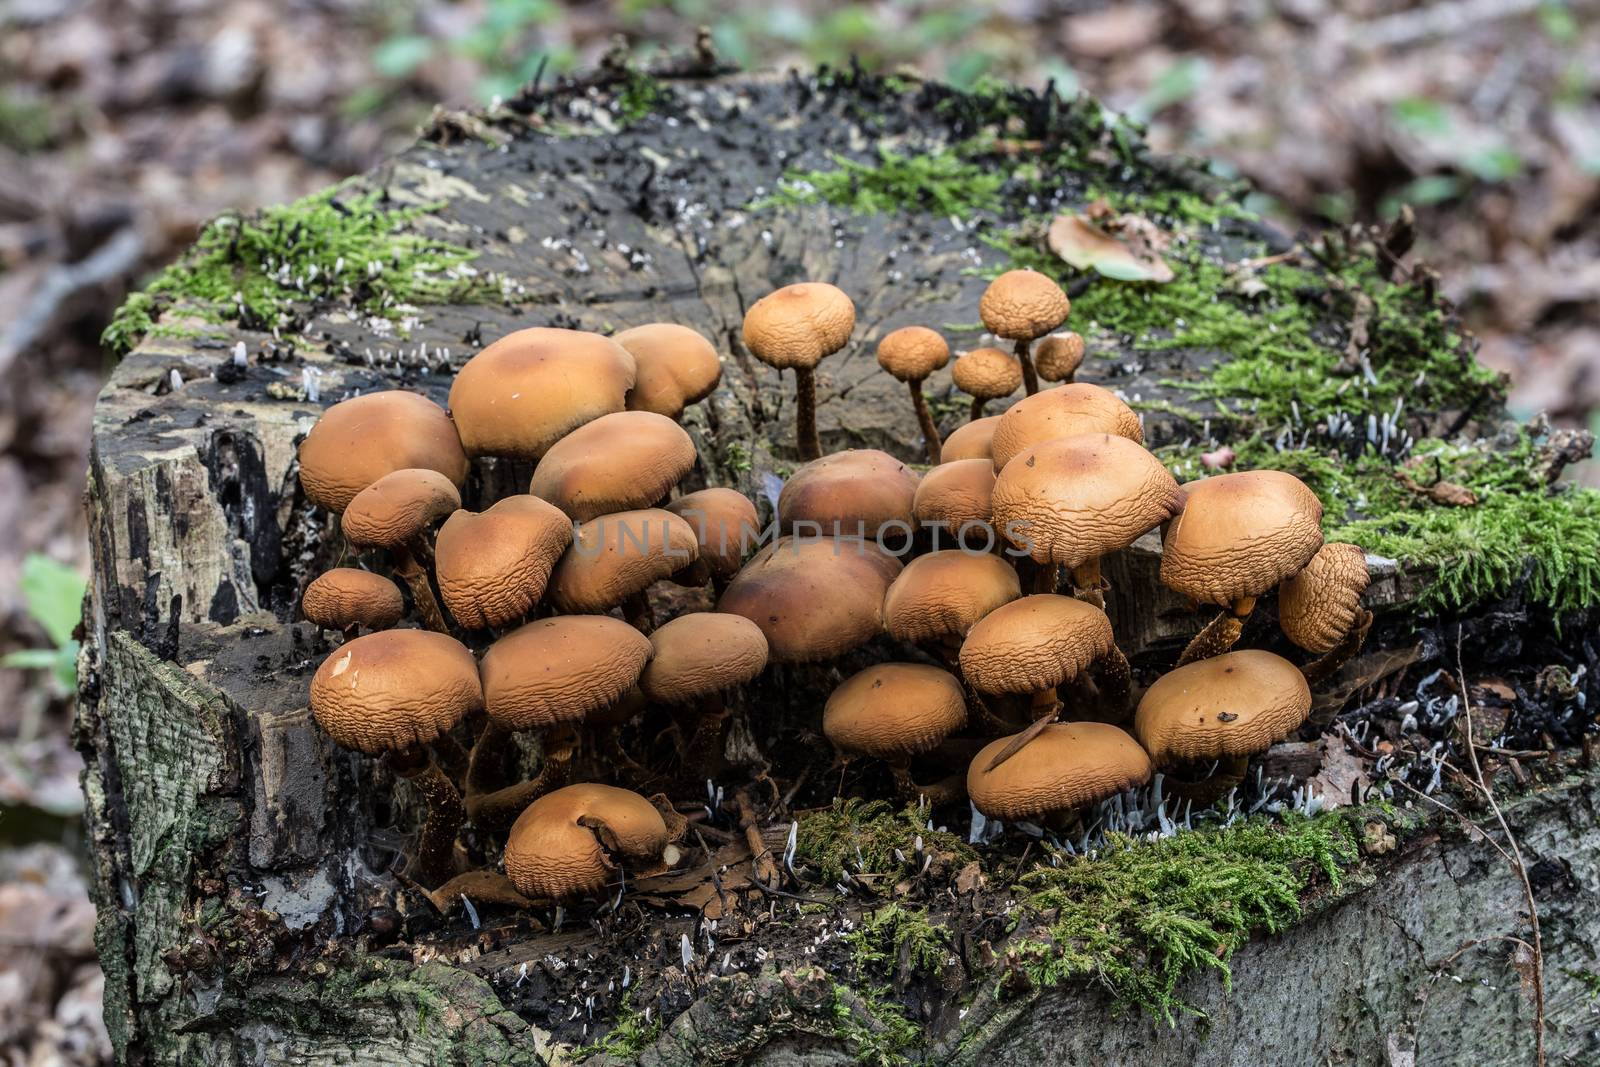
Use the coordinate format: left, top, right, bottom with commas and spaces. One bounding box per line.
1134, 650, 1312, 763
448, 327, 637, 460
480, 616, 652, 731
1034, 332, 1086, 383
1160, 470, 1325, 606
777, 449, 920, 539
989, 383, 1143, 470
941, 415, 1001, 462
435, 495, 573, 629
1279, 542, 1370, 653
718, 536, 902, 663
529, 411, 697, 522
912, 458, 995, 532
968, 722, 1151, 821
883, 551, 1020, 644
876, 326, 950, 382
979, 270, 1071, 342
341, 468, 461, 551
991, 433, 1181, 568
741, 282, 856, 370
547, 508, 700, 614
309, 630, 481, 755
959, 594, 1115, 695
951, 347, 1023, 401
823, 663, 966, 760
297, 391, 467, 513
504, 784, 669, 901
665, 488, 760, 580
301, 569, 404, 633
639, 612, 770, 704
616, 323, 723, 419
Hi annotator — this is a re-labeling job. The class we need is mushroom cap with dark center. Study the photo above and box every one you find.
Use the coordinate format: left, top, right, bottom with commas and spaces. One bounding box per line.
341, 468, 461, 551
718, 536, 902, 663
504, 784, 669, 901
876, 326, 950, 382
1133, 649, 1312, 763
883, 551, 1021, 644
968, 722, 1152, 821
310, 630, 481, 755
1279, 542, 1370, 653
616, 323, 723, 419
1034, 332, 1086, 382
912, 457, 995, 533
480, 616, 652, 731
1160, 470, 1325, 606
639, 612, 770, 704
301, 569, 405, 633
547, 508, 700, 614
989, 383, 1143, 470
959, 594, 1115, 695
777, 449, 920, 539
435, 495, 573, 629
941, 415, 1001, 462
448, 327, 637, 460
979, 270, 1071, 342
529, 411, 697, 522
951, 347, 1023, 401
741, 282, 856, 370
991, 433, 1181, 568
823, 663, 967, 760
665, 488, 760, 580
297, 391, 468, 513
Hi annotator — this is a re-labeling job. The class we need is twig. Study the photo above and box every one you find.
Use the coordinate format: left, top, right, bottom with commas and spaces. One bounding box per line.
734, 789, 779, 888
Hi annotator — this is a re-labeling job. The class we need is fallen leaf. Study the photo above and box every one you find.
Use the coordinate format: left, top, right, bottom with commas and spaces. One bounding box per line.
1308, 737, 1372, 808
1047, 213, 1174, 283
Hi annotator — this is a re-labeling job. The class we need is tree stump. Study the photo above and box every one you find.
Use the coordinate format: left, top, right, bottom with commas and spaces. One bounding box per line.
80, 65, 1599, 1065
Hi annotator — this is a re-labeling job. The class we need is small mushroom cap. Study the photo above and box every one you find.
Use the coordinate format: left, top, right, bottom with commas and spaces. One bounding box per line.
883, 551, 1021, 644
979, 269, 1071, 342
941, 415, 1001, 462
1134, 649, 1312, 763
912, 458, 995, 532
1034, 332, 1086, 383
310, 630, 482, 755
968, 722, 1152, 821
665, 488, 760, 580
341, 468, 462, 550
301, 569, 404, 633
876, 326, 950, 382
616, 323, 723, 419
989, 383, 1143, 470
823, 663, 967, 760
547, 508, 700, 614
435, 495, 574, 629
1161, 470, 1325, 606
991, 433, 1182, 568
1279, 542, 1370, 653
777, 449, 920, 539
639, 612, 770, 704
959, 594, 1115, 695
951, 347, 1023, 401
297, 391, 467, 512
718, 536, 902, 663
480, 616, 652, 731
448, 327, 637, 460
529, 411, 698, 522
741, 282, 856, 370
504, 784, 668, 901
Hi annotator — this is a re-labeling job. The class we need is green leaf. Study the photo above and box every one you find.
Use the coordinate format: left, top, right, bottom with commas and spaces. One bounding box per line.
373, 35, 434, 79
0, 649, 61, 669
18, 553, 85, 648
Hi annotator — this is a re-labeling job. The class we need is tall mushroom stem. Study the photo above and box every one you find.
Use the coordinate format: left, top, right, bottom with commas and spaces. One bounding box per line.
794, 365, 822, 461
1162, 755, 1250, 806
1032, 562, 1058, 595
393, 543, 448, 633
1176, 596, 1256, 667
889, 763, 965, 806
466, 725, 578, 831
907, 379, 942, 465
1070, 559, 1104, 610
388, 747, 465, 888
1301, 609, 1374, 685
622, 590, 655, 633
968, 396, 987, 422
1013, 339, 1039, 396
683, 692, 731, 776
1096, 645, 1133, 721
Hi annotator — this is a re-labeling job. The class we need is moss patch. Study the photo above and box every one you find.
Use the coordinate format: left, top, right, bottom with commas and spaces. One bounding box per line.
828, 980, 925, 1067
572, 992, 662, 1062
749, 145, 1007, 218
795, 798, 976, 884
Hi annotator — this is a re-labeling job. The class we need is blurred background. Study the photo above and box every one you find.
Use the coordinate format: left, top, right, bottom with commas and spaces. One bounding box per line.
1, 0, 1596, 1061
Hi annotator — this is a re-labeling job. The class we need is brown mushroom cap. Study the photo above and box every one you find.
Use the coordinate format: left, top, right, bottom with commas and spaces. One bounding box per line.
823, 663, 967, 760
741, 282, 856, 370
665, 488, 760, 581
951, 347, 1023, 401
777, 449, 920, 539
968, 722, 1152, 821
341, 468, 462, 550
989, 383, 1143, 470
979, 270, 1071, 342
876, 326, 950, 382
1133, 649, 1312, 763
1160, 470, 1325, 606
959, 594, 1115, 695
1034, 332, 1086, 383
1279, 542, 1370, 653
309, 630, 482, 755
639, 612, 770, 704
882, 551, 1021, 644
480, 616, 652, 731
448, 327, 637, 460
912, 458, 995, 533
297, 391, 468, 513
616, 323, 723, 419
504, 784, 668, 901
941, 415, 1001, 462
435, 495, 574, 629
547, 508, 700, 614
717, 536, 902, 663
301, 569, 404, 633
529, 411, 698, 522
991, 433, 1182, 568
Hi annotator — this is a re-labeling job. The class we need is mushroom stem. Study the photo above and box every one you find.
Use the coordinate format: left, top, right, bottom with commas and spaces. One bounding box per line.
968, 691, 1016, 735
1162, 755, 1250, 807
595, 725, 664, 789
389, 747, 465, 888
889, 763, 966, 806
340, 623, 358, 643
1176, 596, 1256, 667
968, 396, 987, 423
466, 724, 510, 796
403, 869, 540, 914
1013, 339, 1039, 396
622, 590, 655, 633
1096, 646, 1133, 721
794, 365, 822, 461
466, 726, 578, 831
1031, 562, 1058, 595
907, 379, 942, 465
1070, 559, 1104, 610
983, 698, 1062, 772
1300, 609, 1374, 685
683, 693, 730, 776
393, 546, 448, 633
432, 733, 471, 782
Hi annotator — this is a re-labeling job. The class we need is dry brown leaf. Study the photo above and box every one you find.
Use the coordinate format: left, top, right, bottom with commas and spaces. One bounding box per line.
1047, 213, 1174, 283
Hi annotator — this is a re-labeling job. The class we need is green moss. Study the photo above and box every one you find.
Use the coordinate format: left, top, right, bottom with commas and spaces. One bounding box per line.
615, 71, 664, 126
848, 903, 952, 977
796, 798, 976, 884
828, 980, 924, 1067
572, 992, 663, 1062
748, 145, 1006, 218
